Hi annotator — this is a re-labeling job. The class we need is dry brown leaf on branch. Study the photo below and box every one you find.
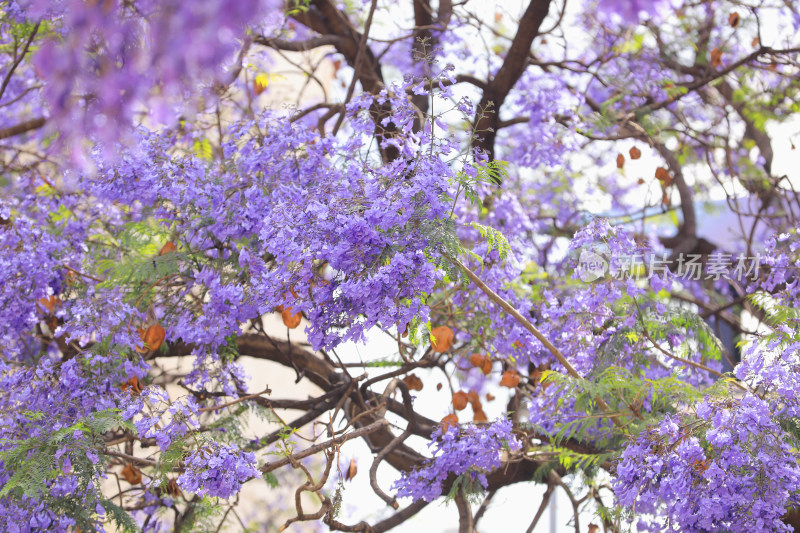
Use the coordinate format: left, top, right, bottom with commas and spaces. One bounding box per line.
121, 464, 142, 485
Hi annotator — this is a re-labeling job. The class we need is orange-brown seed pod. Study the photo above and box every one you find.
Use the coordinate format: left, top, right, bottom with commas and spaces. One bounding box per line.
469, 353, 485, 368
430, 326, 454, 352
452, 391, 468, 411
138, 323, 166, 353
345, 458, 358, 481
159, 241, 176, 255
441, 413, 459, 432
282, 308, 302, 329
481, 356, 493, 376
500, 369, 520, 388
121, 376, 143, 395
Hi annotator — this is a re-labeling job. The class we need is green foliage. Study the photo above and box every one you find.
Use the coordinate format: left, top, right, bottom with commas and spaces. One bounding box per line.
548, 445, 614, 474
100, 498, 139, 533
0, 409, 130, 498
285, 0, 311, 16
539, 365, 702, 442
95, 220, 180, 291
749, 291, 800, 326
0, 409, 137, 532
263, 471, 279, 489
176, 497, 225, 533
154, 437, 188, 483
445, 470, 486, 504
453, 160, 508, 207
638, 304, 726, 364
469, 221, 511, 260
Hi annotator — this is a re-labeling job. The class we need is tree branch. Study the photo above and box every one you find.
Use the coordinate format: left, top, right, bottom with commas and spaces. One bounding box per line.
472, 0, 552, 161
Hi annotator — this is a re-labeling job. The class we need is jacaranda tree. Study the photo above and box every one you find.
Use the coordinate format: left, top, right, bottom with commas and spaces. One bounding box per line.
2, 0, 800, 531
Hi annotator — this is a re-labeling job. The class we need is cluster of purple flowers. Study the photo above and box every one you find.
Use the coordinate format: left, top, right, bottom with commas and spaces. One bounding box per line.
133, 388, 200, 451
2, 0, 800, 530
393, 419, 521, 502
5, 0, 280, 151
615, 396, 800, 532
177, 442, 260, 500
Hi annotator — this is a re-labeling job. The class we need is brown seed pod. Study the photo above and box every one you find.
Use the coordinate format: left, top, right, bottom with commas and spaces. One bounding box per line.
469, 353, 485, 368
500, 370, 520, 388
138, 323, 166, 353
452, 391, 468, 411
37, 295, 61, 315
466, 390, 481, 408
441, 413, 459, 432
166, 478, 182, 498
121, 376, 143, 396
282, 307, 302, 329
481, 356, 493, 376
159, 241, 176, 255
430, 326, 454, 352
253, 78, 267, 95
710, 48, 723, 68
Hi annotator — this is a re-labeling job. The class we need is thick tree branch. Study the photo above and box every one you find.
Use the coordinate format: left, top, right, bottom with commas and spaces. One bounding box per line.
0, 117, 46, 140
252, 35, 344, 52
472, 0, 552, 161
